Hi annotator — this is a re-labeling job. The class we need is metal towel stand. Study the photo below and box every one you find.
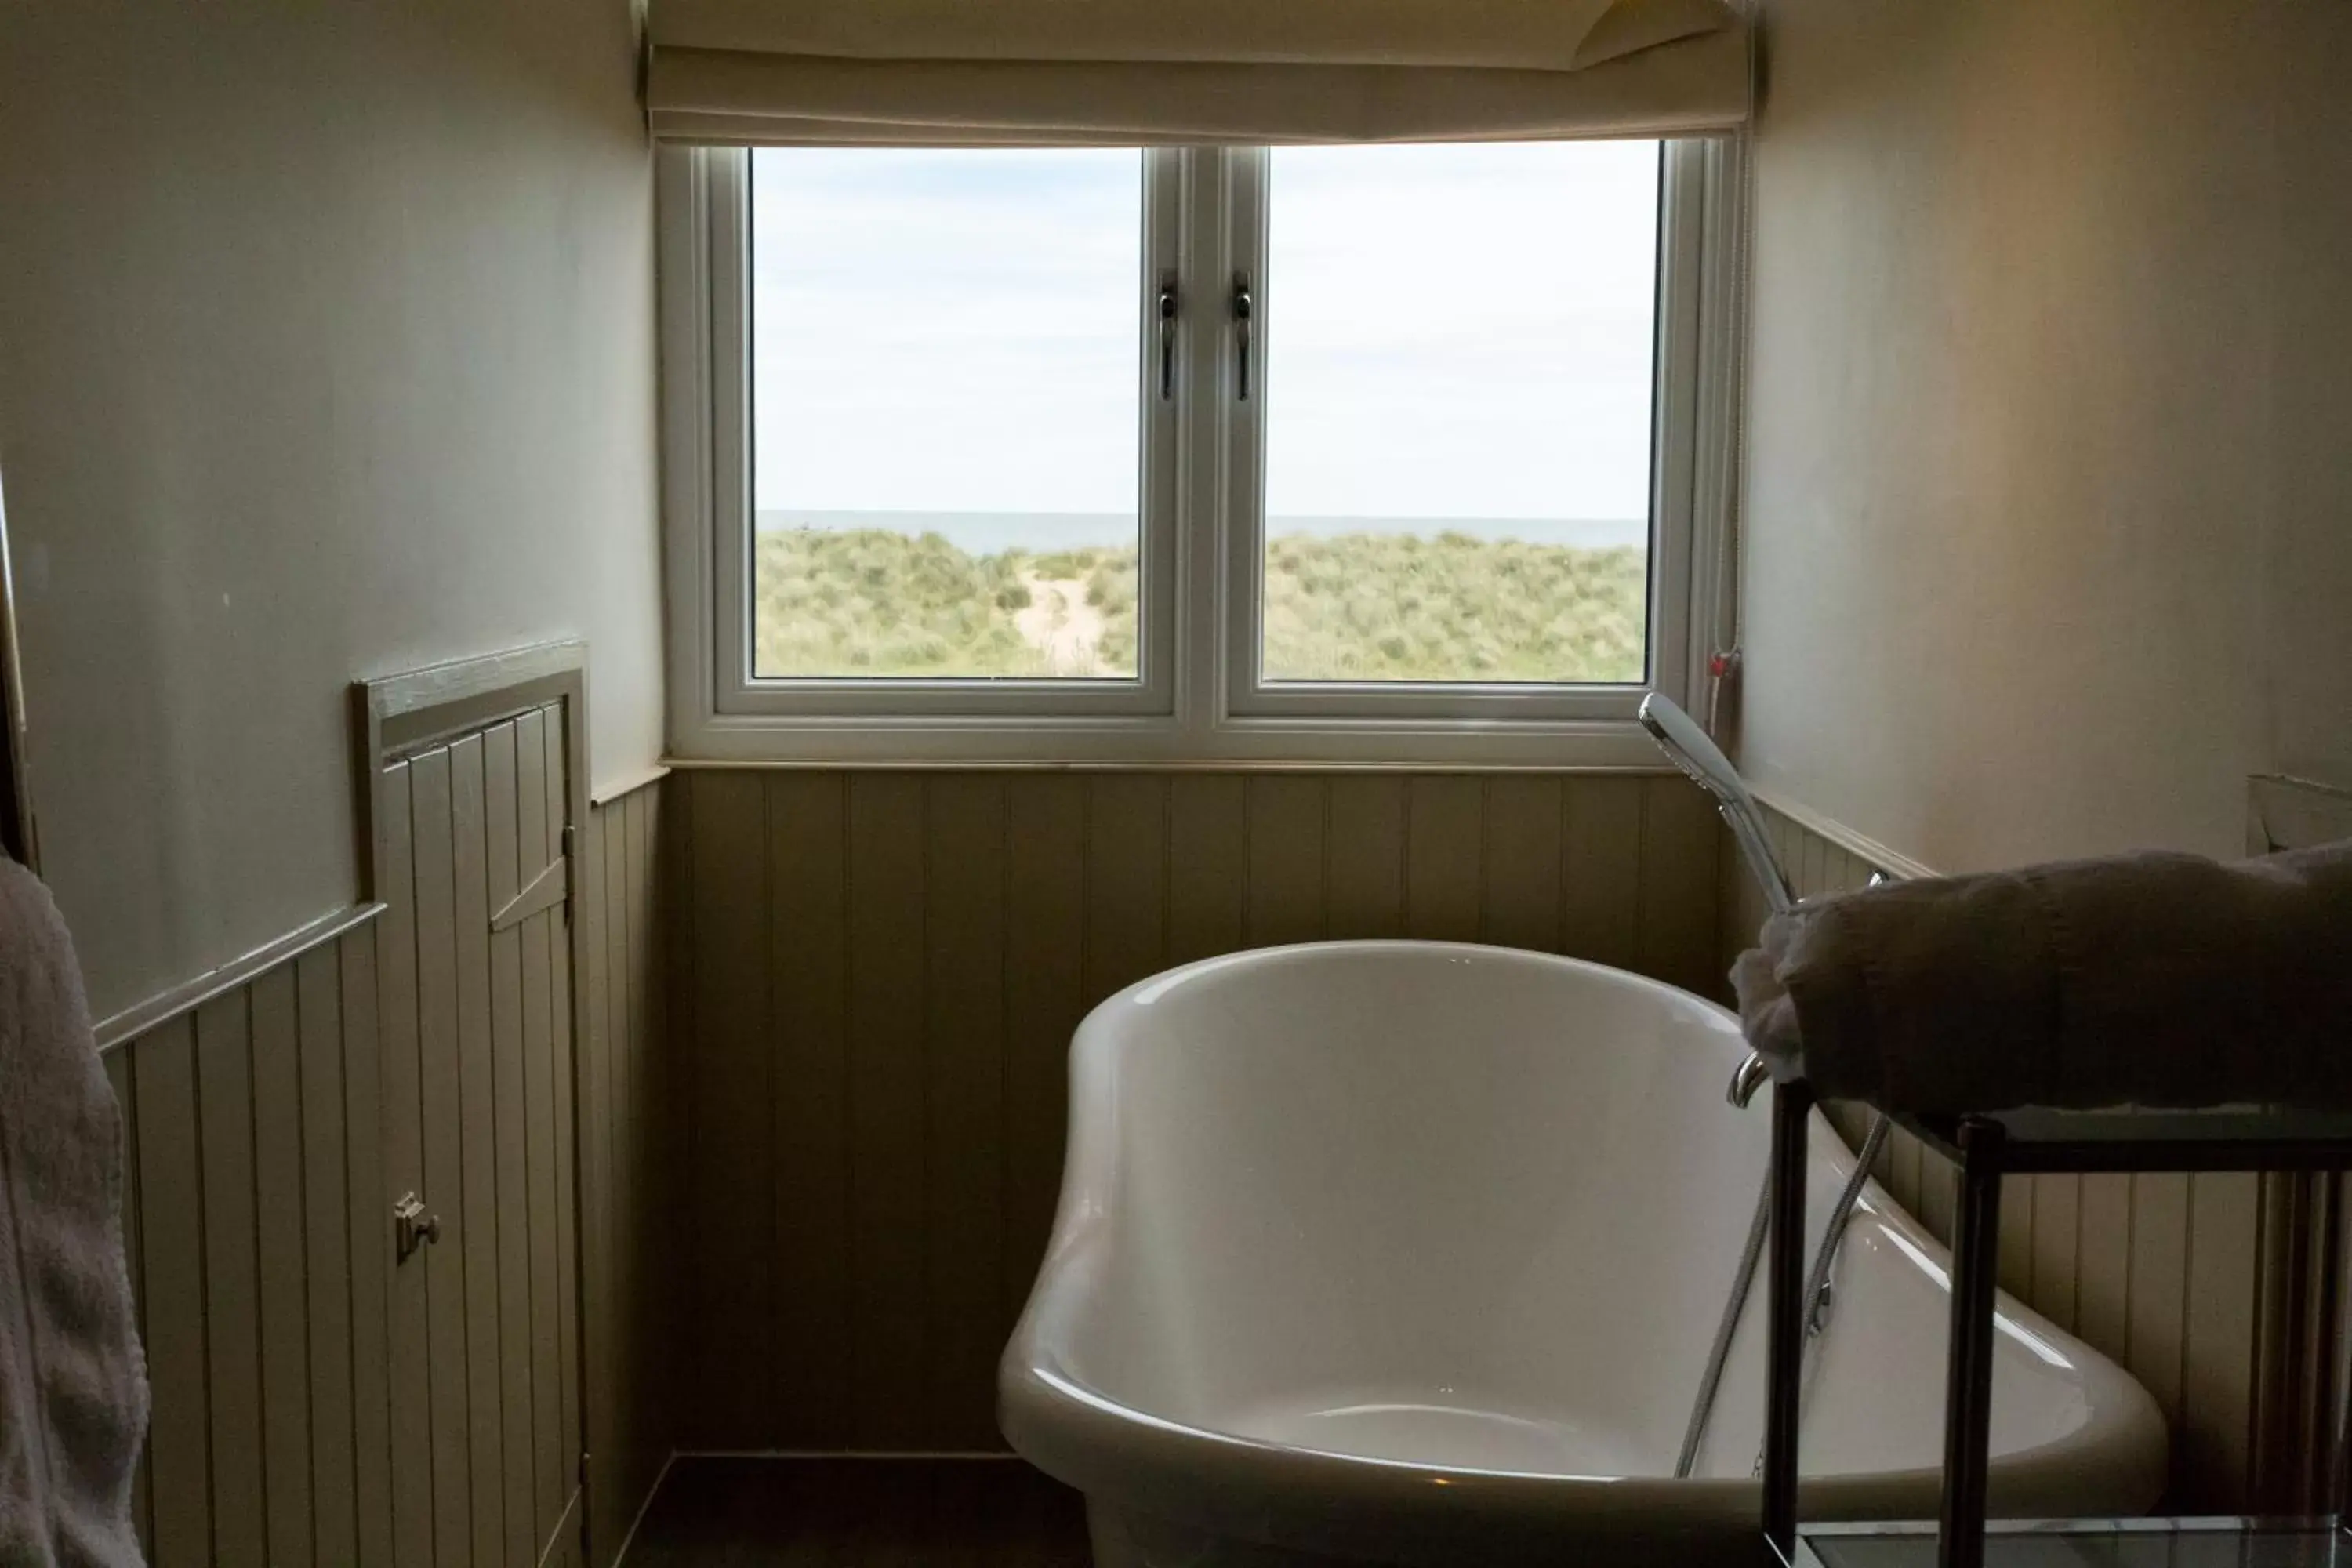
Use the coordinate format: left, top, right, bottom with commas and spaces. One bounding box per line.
1759, 1098, 2352, 1568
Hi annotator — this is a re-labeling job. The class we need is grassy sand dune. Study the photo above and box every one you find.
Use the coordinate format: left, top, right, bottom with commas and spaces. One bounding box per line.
753, 528, 1645, 683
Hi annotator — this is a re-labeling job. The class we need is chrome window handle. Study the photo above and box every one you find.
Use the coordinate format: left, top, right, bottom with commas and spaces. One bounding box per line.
1156, 272, 1178, 401
1231, 271, 1254, 401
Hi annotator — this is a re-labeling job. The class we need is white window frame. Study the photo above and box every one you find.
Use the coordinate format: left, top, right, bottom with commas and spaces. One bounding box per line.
659, 139, 1743, 767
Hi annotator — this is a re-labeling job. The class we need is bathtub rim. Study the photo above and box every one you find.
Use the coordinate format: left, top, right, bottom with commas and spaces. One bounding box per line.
999, 940, 2169, 1564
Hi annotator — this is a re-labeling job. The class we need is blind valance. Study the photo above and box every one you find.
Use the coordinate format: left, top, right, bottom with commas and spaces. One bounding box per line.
646, 0, 1751, 145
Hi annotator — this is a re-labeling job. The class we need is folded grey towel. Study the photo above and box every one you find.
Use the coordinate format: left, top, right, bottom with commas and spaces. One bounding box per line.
0, 858, 149, 1566
1730, 840, 2352, 1115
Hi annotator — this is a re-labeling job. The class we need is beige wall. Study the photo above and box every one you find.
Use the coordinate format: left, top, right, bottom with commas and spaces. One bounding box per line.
1739, 2, 2352, 870
0, 0, 666, 1018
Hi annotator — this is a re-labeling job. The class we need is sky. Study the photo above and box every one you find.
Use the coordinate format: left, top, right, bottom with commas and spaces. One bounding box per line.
749, 140, 1660, 527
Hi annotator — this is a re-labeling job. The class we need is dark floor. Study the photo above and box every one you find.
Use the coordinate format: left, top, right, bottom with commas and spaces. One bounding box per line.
625, 1456, 1093, 1566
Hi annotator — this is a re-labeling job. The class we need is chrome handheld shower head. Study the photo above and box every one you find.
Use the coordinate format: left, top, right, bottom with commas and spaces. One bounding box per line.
1637, 692, 1796, 915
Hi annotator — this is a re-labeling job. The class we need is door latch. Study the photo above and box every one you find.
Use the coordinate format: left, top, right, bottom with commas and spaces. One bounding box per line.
394, 1192, 441, 1263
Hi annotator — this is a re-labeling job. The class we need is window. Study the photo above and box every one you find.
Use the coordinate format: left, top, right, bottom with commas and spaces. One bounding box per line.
1256, 143, 1657, 688
660, 140, 1738, 764
750, 148, 1145, 681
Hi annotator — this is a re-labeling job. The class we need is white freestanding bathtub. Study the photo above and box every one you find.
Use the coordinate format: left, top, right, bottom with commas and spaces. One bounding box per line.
1000, 942, 2166, 1568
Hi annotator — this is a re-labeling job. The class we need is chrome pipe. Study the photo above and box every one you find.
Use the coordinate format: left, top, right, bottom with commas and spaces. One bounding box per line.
1675, 1169, 1771, 1479
1729, 1051, 1772, 1109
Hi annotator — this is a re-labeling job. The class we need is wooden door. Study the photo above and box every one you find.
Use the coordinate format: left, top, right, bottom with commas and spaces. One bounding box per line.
376, 701, 585, 1568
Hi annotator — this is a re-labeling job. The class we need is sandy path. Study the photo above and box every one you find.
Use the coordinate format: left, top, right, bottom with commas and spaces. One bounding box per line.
1014, 576, 1106, 675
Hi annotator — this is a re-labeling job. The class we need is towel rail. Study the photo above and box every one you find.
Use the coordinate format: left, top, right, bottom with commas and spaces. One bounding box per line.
1762, 1103, 2352, 1568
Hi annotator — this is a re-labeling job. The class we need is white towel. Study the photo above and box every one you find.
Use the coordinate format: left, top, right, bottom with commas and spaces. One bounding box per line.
0, 857, 149, 1566
1730, 840, 2352, 1115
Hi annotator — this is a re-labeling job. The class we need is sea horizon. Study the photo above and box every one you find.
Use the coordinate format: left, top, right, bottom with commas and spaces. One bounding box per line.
757, 508, 1647, 554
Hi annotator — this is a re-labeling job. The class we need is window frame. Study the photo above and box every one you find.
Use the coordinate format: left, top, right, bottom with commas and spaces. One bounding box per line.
659, 139, 1743, 767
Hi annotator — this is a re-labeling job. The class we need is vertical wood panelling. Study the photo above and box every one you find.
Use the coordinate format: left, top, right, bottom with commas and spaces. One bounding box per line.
847, 773, 931, 1448
768, 773, 853, 1448
1083, 776, 1168, 996
1998, 1175, 2036, 1301
1560, 775, 1644, 970
2075, 1174, 2135, 1356
113, 706, 655, 1568
116, 760, 2259, 1541
451, 735, 508, 1567
671, 768, 1730, 1454
539, 718, 583, 1536
1167, 775, 1247, 961
2126, 1174, 2191, 1424
114, 906, 604, 1568
539, 719, 583, 1533
1243, 776, 1323, 949
341, 923, 395, 1568
1323, 778, 1406, 938
1918, 1156, 1959, 1250
582, 776, 616, 1525
514, 713, 568, 1537
924, 777, 1010, 1448
132, 1017, 209, 1567
193, 991, 267, 1567
1000, 778, 1088, 1328
408, 745, 477, 1568
1636, 776, 1721, 995
2031, 1174, 2082, 1332
579, 775, 684, 1563
1719, 813, 1770, 1001
1481, 776, 1563, 952
580, 786, 615, 1554
1891, 1127, 1925, 1220
485, 723, 541, 1568
248, 966, 315, 1568
1744, 800, 2263, 1510
617, 782, 677, 1548
2180, 1173, 2259, 1502
296, 944, 359, 1568
102, 1047, 153, 1559
684, 771, 774, 1449
376, 757, 435, 1568
1403, 776, 1482, 942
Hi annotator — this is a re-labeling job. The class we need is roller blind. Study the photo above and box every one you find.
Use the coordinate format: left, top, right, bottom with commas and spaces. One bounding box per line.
646, 0, 1751, 145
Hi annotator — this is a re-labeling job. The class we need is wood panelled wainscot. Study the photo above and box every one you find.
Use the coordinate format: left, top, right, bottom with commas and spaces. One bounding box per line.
93, 753, 2281, 1561
665, 768, 1725, 1452
110, 924, 394, 1568
98, 756, 676, 1568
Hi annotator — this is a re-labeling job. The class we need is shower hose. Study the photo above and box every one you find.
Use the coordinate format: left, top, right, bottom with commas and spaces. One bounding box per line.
1672, 1109, 1893, 1479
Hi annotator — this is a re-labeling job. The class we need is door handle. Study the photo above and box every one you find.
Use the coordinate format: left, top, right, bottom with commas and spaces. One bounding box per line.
394, 1192, 441, 1263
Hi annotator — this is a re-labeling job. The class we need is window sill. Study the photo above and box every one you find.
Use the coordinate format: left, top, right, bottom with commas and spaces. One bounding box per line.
663, 711, 1677, 770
